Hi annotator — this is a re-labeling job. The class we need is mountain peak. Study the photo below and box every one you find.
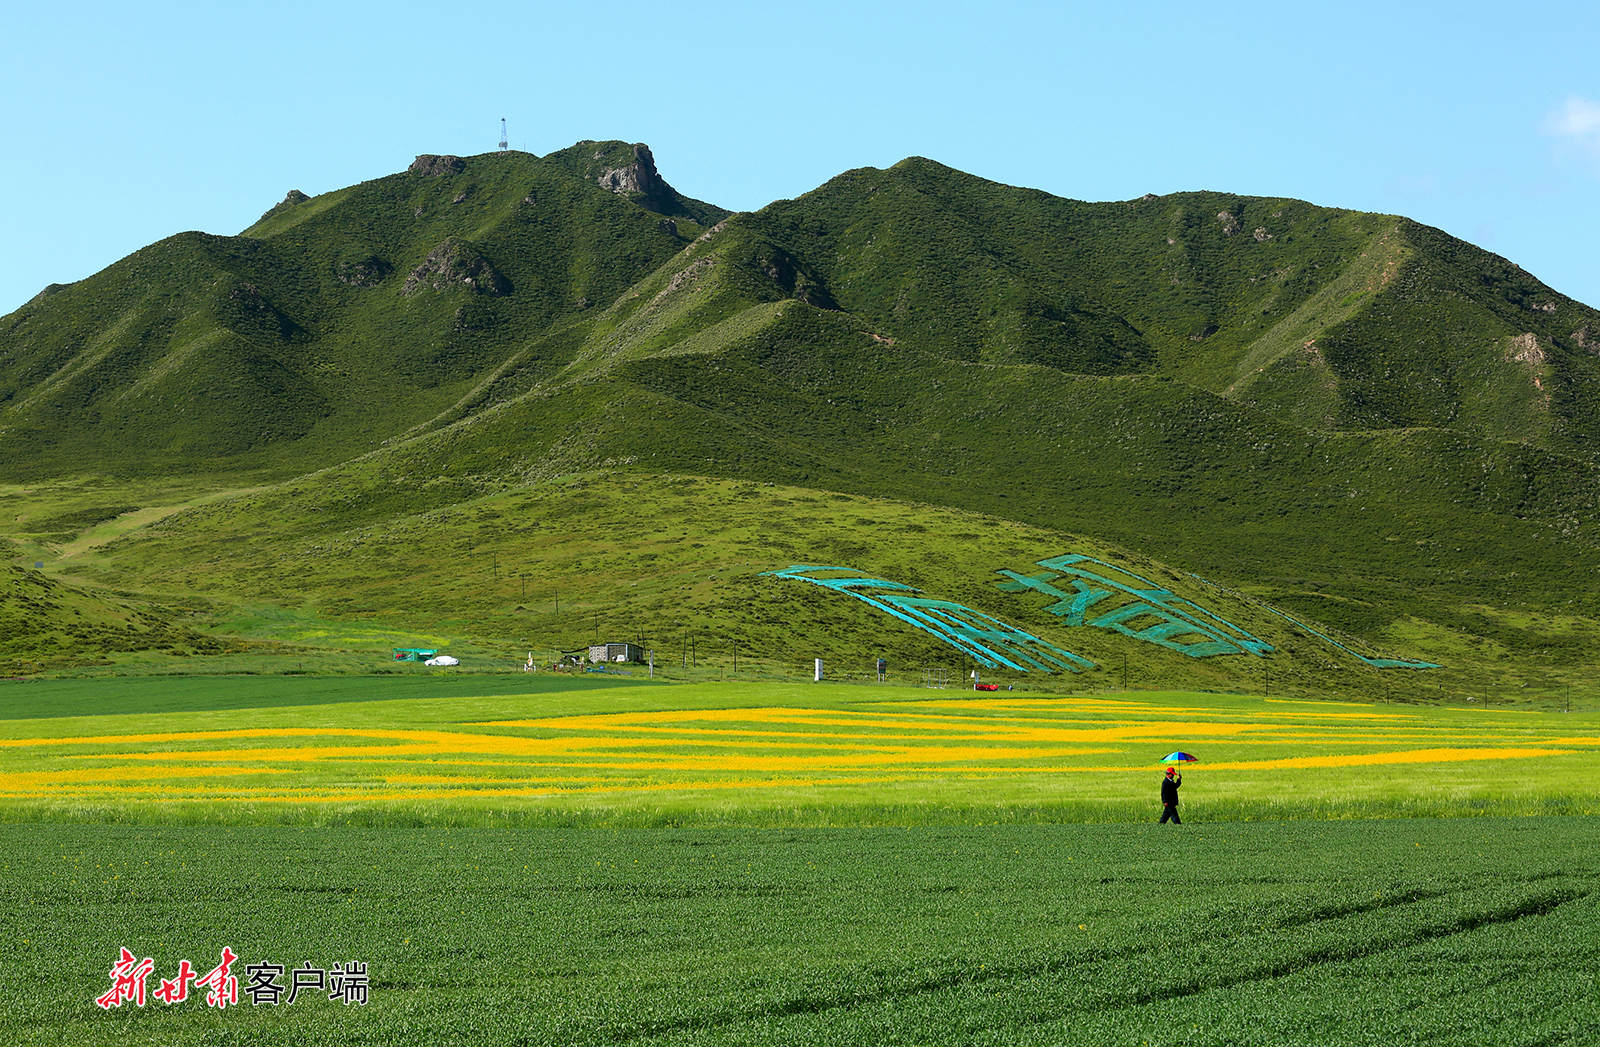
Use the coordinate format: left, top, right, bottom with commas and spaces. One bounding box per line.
540, 140, 727, 225
594, 143, 665, 198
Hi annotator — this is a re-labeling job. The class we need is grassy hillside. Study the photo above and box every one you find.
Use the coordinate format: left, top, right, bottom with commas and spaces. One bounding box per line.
84, 273, 1590, 678
0, 562, 257, 675
6, 146, 1600, 693
33, 468, 1573, 702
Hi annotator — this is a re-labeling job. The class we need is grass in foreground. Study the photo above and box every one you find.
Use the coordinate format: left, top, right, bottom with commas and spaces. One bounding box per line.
5, 818, 1597, 1046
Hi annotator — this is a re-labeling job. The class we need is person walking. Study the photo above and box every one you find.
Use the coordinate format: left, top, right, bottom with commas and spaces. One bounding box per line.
1159, 766, 1182, 824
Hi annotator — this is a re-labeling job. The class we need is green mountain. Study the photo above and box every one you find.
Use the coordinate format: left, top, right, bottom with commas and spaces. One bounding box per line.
4, 143, 1599, 696
0, 142, 726, 479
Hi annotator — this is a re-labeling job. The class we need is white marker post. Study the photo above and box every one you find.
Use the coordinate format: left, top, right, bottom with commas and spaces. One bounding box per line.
814, 658, 824, 682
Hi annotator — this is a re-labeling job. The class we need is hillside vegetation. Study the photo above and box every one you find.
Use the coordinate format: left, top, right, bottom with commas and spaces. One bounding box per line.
3, 143, 1599, 695
0, 563, 255, 675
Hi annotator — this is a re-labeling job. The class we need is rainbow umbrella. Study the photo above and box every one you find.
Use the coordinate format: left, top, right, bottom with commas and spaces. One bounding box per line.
1159, 751, 1198, 763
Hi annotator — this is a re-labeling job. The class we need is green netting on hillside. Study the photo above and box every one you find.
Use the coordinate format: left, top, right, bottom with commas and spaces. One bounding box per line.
763, 565, 1094, 673
995, 554, 1272, 659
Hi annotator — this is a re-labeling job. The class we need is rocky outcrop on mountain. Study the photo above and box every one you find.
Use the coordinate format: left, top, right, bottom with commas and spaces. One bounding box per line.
596, 144, 667, 199
537, 140, 730, 226
1507, 331, 1548, 365
402, 238, 508, 297
410, 155, 466, 177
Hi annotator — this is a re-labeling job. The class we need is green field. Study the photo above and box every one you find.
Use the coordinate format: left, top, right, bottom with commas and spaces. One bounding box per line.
6, 676, 1599, 1044
0, 672, 663, 721
6, 818, 1598, 1046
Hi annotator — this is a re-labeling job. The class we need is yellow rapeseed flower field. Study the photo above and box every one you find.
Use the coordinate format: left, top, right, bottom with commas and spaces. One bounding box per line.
4, 683, 1598, 821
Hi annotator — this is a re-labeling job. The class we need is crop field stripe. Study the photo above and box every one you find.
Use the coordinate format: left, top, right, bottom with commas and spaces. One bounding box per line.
4, 685, 1600, 820
1203, 747, 1577, 768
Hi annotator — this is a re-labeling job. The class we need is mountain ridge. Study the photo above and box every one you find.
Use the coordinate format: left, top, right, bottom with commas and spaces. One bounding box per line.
7, 144, 1596, 480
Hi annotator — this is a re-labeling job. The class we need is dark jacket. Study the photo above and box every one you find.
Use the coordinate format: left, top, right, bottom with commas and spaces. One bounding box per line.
1161, 773, 1181, 805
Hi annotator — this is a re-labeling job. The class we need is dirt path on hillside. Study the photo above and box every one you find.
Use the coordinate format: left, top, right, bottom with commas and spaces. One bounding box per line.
53, 487, 267, 561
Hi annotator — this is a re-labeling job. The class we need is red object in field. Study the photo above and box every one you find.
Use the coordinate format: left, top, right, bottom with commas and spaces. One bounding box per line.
975, 683, 1000, 691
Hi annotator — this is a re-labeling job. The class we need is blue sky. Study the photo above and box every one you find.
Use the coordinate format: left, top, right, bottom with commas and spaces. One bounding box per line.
3, 0, 1597, 316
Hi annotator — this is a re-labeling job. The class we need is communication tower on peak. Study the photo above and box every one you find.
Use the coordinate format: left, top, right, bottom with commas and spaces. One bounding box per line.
498, 118, 509, 152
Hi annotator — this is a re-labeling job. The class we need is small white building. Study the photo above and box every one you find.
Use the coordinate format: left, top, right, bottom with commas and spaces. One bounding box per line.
588, 642, 644, 664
